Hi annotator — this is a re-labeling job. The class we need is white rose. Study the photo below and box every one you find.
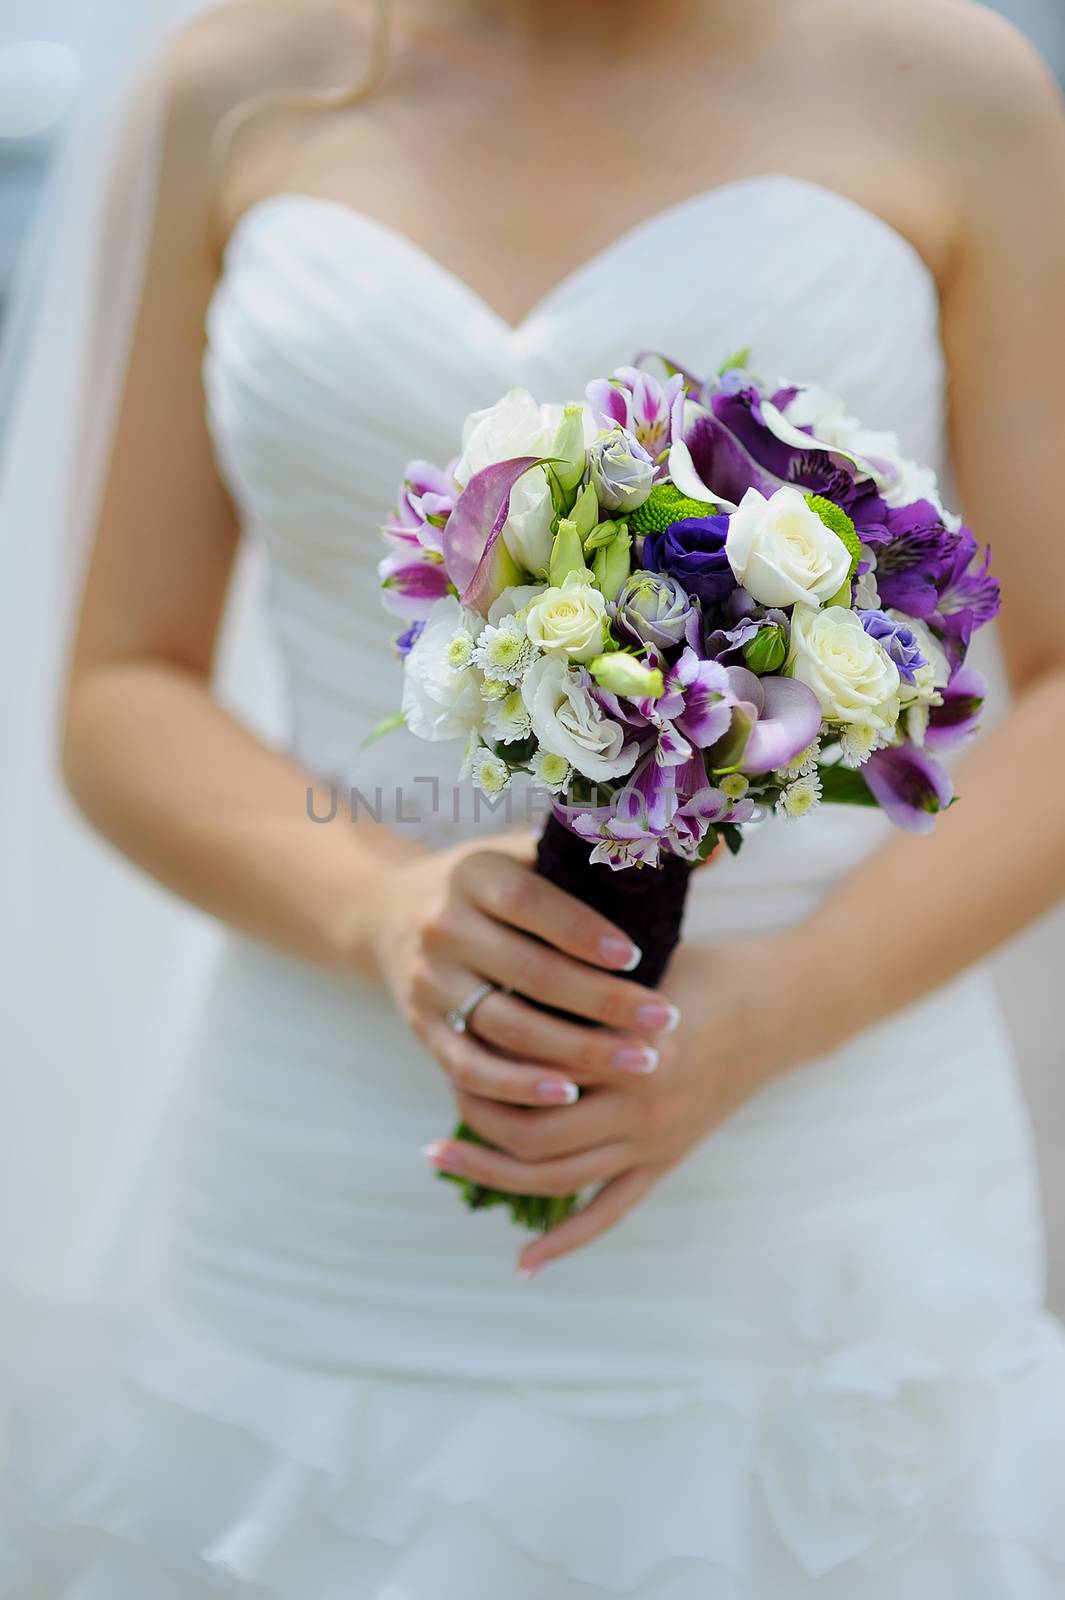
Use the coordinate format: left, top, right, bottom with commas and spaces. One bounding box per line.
521, 654, 637, 783
788, 606, 901, 729
401, 597, 484, 742
454, 389, 597, 575
726, 486, 852, 609
524, 573, 607, 663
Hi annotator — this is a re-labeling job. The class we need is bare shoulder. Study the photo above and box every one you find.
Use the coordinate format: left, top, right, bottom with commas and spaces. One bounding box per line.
824, 0, 1065, 151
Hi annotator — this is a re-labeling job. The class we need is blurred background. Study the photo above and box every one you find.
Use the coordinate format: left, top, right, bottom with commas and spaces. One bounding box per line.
1, 0, 1063, 1302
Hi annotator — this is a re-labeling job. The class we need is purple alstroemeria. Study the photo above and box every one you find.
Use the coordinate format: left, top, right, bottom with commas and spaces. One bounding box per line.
862, 741, 954, 834
382, 459, 454, 554
441, 456, 539, 613
378, 550, 452, 620
924, 665, 987, 749
642, 515, 736, 608
569, 788, 665, 870
863, 500, 960, 620
586, 366, 685, 477
395, 620, 426, 658
708, 665, 822, 776
666, 785, 756, 860
931, 527, 1001, 668
859, 609, 928, 685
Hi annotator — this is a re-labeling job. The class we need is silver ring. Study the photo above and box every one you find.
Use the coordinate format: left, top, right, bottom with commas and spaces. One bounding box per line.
446, 981, 498, 1035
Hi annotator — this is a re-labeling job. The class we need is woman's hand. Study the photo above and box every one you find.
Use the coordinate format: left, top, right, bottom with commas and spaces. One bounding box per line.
422, 931, 840, 1275
369, 841, 685, 1112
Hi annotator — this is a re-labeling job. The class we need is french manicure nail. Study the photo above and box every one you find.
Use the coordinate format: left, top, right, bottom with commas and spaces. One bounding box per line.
614, 1044, 659, 1075
422, 1140, 463, 1173
600, 935, 642, 971
635, 1001, 682, 1035
517, 1262, 541, 1279
537, 1079, 579, 1105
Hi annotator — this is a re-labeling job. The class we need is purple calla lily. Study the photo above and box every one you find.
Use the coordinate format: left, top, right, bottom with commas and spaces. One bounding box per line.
442, 456, 540, 614
925, 666, 987, 749
739, 676, 823, 775
862, 741, 954, 834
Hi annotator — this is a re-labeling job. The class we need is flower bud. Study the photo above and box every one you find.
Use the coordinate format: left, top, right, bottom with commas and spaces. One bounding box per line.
592, 524, 632, 600
549, 518, 591, 587
548, 403, 588, 496
743, 622, 788, 675
588, 651, 664, 701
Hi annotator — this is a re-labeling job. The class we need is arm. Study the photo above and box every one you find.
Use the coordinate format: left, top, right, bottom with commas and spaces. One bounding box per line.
794, 16, 1065, 1032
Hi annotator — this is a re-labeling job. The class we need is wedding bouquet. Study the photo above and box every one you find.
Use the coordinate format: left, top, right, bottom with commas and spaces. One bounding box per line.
379, 351, 1000, 1230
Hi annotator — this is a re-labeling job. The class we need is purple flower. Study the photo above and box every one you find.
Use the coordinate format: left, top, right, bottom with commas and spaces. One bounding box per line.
865, 501, 959, 620
862, 741, 954, 834
708, 665, 822, 776
586, 366, 685, 477
395, 620, 425, 658
378, 549, 452, 620
925, 665, 987, 749
383, 459, 454, 553
570, 788, 665, 870
705, 610, 790, 669
859, 610, 927, 685
675, 387, 890, 536
613, 570, 702, 653
932, 528, 1001, 667
642, 515, 735, 607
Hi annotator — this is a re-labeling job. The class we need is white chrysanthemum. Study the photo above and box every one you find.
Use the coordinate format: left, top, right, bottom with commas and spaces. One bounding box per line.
472, 616, 533, 685
486, 689, 532, 745
446, 628, 476, 671
464, 746, 511, 797
777, 773, 823, 820
530, 748, 572, 795
479, 676, 510, 701
781, 739, 822, 780
839, 722, 888, 769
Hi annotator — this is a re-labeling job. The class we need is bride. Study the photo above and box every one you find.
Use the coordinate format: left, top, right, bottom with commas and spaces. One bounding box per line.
4, 0, 1065, 1592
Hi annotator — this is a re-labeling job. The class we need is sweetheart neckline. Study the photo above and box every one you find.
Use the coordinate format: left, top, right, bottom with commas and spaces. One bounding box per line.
221, 172, 941, 339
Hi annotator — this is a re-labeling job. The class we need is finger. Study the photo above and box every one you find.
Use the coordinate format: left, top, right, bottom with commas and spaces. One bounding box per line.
454, 1087, 626, 1162
517, 1167, 657, 1274
455, 851, 643, 972
423, 1132, 629, 1198
465, 986, 662, 1080
429, 1019, 581, 1109
464, 912, 680, 1036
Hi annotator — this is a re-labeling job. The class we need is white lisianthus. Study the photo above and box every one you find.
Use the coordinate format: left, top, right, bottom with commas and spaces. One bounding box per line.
485, 688, 533, 744
726, 486, 853, 609
454, 389, 597, 575
530, 748, 572, 795
521, 654, 638, 783
524, 573, 608, 664
402, 597, 485, 742
788, 606, 902, 730
471, 614, 534, 685
891, 613, 949, 745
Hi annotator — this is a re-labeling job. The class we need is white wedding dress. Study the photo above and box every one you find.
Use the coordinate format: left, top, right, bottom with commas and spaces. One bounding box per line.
3, 173, 1065, 1598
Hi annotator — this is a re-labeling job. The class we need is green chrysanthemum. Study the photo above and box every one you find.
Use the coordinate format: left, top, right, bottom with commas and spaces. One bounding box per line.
805, 494, 862, 580
629, 482, 719, 535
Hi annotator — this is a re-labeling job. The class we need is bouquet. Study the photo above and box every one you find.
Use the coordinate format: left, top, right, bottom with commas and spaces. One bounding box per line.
378, 351, 1000, 1231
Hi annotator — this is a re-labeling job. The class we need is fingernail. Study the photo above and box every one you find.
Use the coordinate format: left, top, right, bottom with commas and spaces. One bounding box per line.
613, 1043, 659, 1075
422, 1140, 463, 1174
635, 1001, 681, 1035
537, 1080, 579, 1105
599, 935, 642, 971
517, 1261, 541, 1279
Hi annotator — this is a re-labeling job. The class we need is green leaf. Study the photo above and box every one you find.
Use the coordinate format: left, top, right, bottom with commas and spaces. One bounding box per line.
717, 346, 752, 376
817, 763, 879, 808
720, 822, 745, 856
361, 710, 406, 748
